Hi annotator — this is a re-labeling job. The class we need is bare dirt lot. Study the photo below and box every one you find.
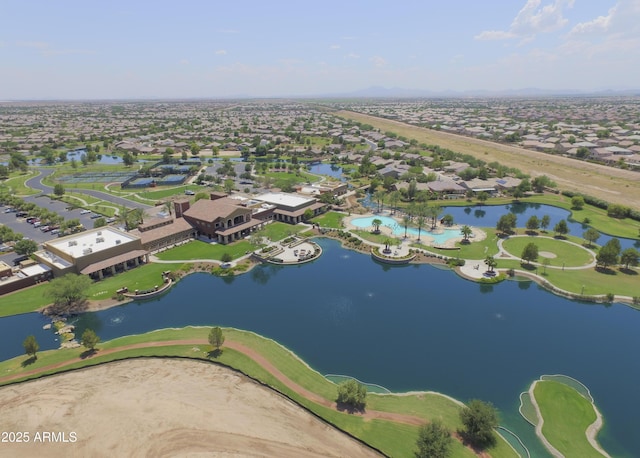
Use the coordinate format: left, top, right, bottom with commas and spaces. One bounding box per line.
336, 111, 640, 211
0, 359, 381, 458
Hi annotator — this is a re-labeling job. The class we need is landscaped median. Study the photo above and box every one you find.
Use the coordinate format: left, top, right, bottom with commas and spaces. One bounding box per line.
0, 326, 517, 458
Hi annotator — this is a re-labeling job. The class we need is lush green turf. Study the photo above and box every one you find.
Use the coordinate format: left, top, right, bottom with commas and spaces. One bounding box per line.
0, 170, 40, 195
156, 240, 256, 261
86, 262, 188, 300
311, 211, 346, 229
0, 326, 514, 458
138, 184, 206, 200
502, 236, 594, 268
263, 170, 320, 188
256, 221, 305, 241
0, 283, 51, 317
428, 228, 501, 259
534, 380, 605, 458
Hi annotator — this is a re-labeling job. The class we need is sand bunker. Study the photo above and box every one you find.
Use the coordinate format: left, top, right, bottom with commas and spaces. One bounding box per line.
0, 359, 381, 457
539, 251, 557, 259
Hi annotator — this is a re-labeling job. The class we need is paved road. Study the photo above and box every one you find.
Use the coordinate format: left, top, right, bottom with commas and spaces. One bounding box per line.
28, 168, 151, 210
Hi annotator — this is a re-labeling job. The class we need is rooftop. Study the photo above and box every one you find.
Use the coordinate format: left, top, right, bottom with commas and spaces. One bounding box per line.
256, 192, 315, 208
46, 227, 139, 259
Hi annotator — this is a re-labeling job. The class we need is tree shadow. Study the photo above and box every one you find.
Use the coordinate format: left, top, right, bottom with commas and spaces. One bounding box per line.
207, 348, 223, 359
553, 235, 568, 240
457, 430, 496, 452
21, 356, 37, 367
595, 267, 617, 275
80, 349, 98, 359
520, 263, 536, 271
336, 401, 366, 414
619, 268, 638, 276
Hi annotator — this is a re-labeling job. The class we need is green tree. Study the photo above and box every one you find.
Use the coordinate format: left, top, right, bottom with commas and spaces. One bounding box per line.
460, 225, 472, 242
303, 208, 314, 222
496, 213, 517, 235
46, 273, 93, 315
336, 379, 367, 411
208, 326, 225, 350
521, 242, 539, 265
53, 183, 65, 197
122, 151, 135, 166
373, 190, 386, 213
371, 218, 382, 233
23, 335, 39, 359
477, 191, 489, 203
388, 190, 401, 214
221, 252, 233, 263
553, 219, 569, 237
571, 195, 585, 210
14, 239, 38, 256
415, 420, 452, 458
512, 188, 524, 201
441, 214, 454, 226
93, 217, 107, 228
620, 248, 639, 270
525, 215, 540, 233
459, 399, 499, 448
402, 215, 411, 238
596, 239, 621, 269
540, 215, 551, 232
81, 328, 100, 351
484, 255, 497, 273
583, 228, 600, 247
415, 214, 426, 242
224, 179, 235, 194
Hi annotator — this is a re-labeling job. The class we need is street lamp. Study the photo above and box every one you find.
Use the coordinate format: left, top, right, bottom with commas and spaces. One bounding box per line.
581, 285, 585, 295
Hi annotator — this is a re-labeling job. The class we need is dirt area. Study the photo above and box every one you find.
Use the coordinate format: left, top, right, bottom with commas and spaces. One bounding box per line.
0, 359, 381, 457
337, 111, 640, 211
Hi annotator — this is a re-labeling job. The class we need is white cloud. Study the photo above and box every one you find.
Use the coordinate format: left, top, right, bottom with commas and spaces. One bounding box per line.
475, 0, 574, 41
179, 59, 189, 65
369, 55, 387, 67
345, 53, 360, 59
215, 50, 227, 55
329, 44, 341, 49
568, 5, 617, 36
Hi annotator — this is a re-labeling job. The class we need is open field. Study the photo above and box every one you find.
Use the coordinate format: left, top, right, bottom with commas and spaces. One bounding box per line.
336, 111, 640, 211
311, 211, 346, 229
502, 236, 595, 268
0, 359, 382, 458
156, 240, 256, 261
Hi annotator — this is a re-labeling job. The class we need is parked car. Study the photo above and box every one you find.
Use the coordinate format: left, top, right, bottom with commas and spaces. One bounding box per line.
12, 255, 29, 266
106, 217, 116, 223
185, 190, 195, 195
33, 222, 42, 228
50, 229, 59, 235
15, 211, 28, 217
80, 209, 91, 214
29, 218, 40, 225
40, 226, 51, 232
90, 213, 102, 219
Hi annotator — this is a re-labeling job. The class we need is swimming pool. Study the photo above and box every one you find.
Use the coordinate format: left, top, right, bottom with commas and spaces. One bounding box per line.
350, 216, 461, 244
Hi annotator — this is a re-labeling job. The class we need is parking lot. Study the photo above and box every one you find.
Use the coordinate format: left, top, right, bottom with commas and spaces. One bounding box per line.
0, 195, 105, 263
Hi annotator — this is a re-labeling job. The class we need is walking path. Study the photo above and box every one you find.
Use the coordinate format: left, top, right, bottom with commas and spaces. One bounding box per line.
0, 338, 490, 457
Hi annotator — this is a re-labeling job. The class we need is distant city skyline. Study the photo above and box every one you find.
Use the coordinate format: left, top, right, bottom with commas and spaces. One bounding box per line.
1, 0, 639, 100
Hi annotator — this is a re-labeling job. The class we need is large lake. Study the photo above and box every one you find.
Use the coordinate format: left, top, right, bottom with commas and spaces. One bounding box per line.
1, 237, 639, 457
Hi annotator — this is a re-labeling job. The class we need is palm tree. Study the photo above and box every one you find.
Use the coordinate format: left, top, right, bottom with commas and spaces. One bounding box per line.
371, 218, 382, 234
415, 215, 426, 242
163, 201, 173, 216
388, 191, 401, 214
373, 190, 386, 213
461, 225, 472, 242
402, 215, 411, 239
426, 204, 442, 230
484, 255, 497, 273
382, 237, 392, 253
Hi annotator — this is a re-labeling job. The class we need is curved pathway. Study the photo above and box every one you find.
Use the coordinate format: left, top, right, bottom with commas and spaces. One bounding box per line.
497, 235, 597, 270
28, 167, 150, 210
0, 337, 490, 457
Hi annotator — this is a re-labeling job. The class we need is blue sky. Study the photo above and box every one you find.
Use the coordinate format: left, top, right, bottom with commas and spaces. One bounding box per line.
1, 0, 638, 99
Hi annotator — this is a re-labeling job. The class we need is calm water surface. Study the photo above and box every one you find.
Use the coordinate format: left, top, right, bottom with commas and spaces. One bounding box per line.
1, 238, 639, 457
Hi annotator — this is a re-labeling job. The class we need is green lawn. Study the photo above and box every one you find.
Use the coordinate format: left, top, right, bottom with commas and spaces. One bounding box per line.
426, 228, 501, 259
311, 211, 345, 229
138, 184, 206, 201
0, 326, 515, 458
502, 236, 594, 268
534, 380, 605, 458
157, 240, 256, 261
256, 221, 304, 241
263, 170, 320, 188
0, 283, 51, 317
0, 170, 40, 196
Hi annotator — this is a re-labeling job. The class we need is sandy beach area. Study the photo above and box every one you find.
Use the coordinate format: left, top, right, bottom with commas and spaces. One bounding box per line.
0, 358, 381, 457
